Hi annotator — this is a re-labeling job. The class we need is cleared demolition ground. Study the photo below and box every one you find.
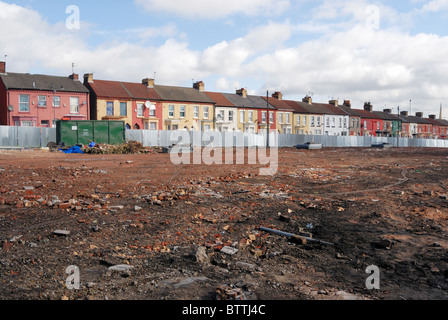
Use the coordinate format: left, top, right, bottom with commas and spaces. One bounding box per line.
0, 147, 447, 301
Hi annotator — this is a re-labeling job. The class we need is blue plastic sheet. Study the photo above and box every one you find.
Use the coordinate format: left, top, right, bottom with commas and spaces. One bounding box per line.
60, 146, 84, 154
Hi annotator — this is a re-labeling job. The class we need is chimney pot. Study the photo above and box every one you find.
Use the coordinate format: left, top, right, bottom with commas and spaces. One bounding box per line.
84, 73, 94, 83
302, 96, 312, 104
193, 81, 205, 92
400, 111, 408, 116
383, 109, 392, 114
236, 88, 247, 98
364, 102, 373, 112
343, 100, 351, 108
416, 112, 423, 118
69, 73, 79, 81
429, 114, 436, 120
142, 78, 155, 88
329, 99, 338, 106
272, 92, 283, 100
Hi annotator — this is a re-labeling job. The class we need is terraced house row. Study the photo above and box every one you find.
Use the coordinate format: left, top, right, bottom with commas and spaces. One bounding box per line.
1, 61, 447, 139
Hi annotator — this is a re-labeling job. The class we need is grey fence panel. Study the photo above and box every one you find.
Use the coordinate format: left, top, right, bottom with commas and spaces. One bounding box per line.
3, 126, 448, 148
0, 126, 15, 147
17, 127, 41, 147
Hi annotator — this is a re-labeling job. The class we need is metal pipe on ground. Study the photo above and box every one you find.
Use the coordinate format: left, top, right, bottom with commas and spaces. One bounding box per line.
259, 226, 334, 246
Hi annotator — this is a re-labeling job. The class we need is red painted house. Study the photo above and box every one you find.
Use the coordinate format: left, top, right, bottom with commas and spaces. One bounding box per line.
0, 62, 89, 127
352, 102, 385, 137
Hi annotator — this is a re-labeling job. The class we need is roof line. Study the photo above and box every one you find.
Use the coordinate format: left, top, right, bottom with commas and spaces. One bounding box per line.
120, 82, 134, 99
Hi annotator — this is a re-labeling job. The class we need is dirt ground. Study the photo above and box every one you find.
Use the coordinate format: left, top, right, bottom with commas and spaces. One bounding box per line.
0, 147, 447, 301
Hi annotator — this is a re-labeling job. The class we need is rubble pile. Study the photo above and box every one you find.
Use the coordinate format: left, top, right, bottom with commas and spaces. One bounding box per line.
82, 141, 161, 155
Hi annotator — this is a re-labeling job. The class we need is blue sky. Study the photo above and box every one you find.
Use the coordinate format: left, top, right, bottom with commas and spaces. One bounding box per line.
1, 0, 448, 117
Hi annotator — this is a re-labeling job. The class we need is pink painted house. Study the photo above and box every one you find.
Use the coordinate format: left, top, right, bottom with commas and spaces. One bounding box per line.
0, 62, 90, 127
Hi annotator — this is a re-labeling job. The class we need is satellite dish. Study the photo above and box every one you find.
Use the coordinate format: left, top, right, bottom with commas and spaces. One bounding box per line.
7, 105, 13, 112
145, 101, 151, 109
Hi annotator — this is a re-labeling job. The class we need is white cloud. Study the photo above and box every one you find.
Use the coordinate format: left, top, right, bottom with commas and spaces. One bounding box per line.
1, 1, 447, 116
134, 0, 290, 19
421, 0, 448, 12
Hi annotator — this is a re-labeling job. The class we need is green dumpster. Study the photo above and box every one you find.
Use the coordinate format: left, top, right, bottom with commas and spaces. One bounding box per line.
56, 120, 126, 146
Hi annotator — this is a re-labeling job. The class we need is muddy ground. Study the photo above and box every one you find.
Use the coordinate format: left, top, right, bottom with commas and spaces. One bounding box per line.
0, 147, 447, 301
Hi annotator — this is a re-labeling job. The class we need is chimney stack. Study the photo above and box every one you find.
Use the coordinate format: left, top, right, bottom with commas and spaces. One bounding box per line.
400, 111, 408, 116
416, 112, 423, 118
69, 73, 79, 81
429, 115, 436, 120
383, 109, 392, 114
302, 96, 312, 104
142, 78, 155, 88
343, 100, 351, 108
193, 81, 205, 92
329, 99, 338, 106
364, 102, 373, 112
83, 73, 94, 83
272, 92, 283, 100
236, 88, 247, 98
0, 61, 5, 74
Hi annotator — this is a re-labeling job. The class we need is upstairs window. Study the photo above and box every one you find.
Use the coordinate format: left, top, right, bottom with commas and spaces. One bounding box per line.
19, 95, 30, 112
38, 95, 47, 107
70, 97, 79, 114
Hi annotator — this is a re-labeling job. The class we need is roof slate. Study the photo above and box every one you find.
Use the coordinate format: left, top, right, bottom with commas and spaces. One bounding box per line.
0, 72, 89, 93
204, 91, 236, 107
222, 93, 276, 110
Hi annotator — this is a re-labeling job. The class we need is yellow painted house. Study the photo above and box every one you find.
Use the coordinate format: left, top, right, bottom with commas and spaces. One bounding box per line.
156, 81, 216, 131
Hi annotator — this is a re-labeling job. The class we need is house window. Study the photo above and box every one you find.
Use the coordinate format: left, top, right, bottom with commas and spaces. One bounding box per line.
377, 122, 380, 130
70, 97, 79, 114
248, 111, 253, 123
262, 112, 267, 123
297, 116, 301, 126
218, 110, 225, 121
286, 113, 290, 124
149, 105, 155, 117
203, 124, 210, 131
229, 111, 234, 122
137, 103, 144, 117
303, 117, 307, 127
150, 122, 157, 130
194, 106, 199, 119
53, 96, 60, 108
311, 116, 315, 127
317, 117, 321, 127
41, 120, 50, 127
120, 102, 127, 117
203, 107, 209, 119
169, 105, 175, 118
240, 110, 244, 123
180, 105, 186, 118
344, 118, 347, 128
21, 121, 32, 127
326, 118, 330, 127
38, 96, 47, 107
339, 118, 342, 128
269, 112, 274, 123
106, 102, 114, 116
172, 124, 179, 131
19, 95, 30, 112
279, 113, 283, 124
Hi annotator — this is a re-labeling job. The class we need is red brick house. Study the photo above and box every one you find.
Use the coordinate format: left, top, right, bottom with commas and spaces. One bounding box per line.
0, 62, 90, 127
